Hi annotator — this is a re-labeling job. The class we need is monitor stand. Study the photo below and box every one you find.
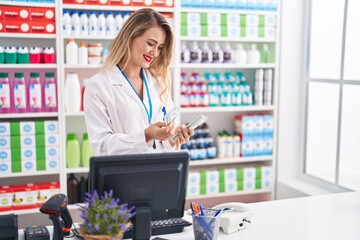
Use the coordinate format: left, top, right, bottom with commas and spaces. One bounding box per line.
133, 204, 151, 240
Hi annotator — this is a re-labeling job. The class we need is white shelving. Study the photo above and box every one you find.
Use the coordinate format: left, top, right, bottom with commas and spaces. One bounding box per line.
180, 63, 276, 69
0, 64, 58, 69
0, 1, 281, 215
180, 106, 274, 113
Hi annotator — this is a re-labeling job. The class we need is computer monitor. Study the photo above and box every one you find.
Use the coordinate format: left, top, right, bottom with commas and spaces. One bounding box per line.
89, 151, 190, 240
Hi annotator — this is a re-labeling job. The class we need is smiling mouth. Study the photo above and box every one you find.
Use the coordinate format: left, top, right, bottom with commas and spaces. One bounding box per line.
143, 55, 153, 63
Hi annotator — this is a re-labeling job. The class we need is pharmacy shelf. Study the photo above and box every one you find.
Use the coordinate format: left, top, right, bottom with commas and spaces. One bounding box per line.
63, 64, 101, 69
0, 64, 57, 69
190, 156, 273, 167
187, 189, 273, 200
180, 106, 274, 113
65, 167, 89, 174
0, 171, 60, 179
0, 33, 56, 39
0, 112, 58, 119
65, 112, 85, 117
62, 4, 174, 12
0, 1, 55, 8
62, 36, 115, 40
181, 7, 277, 15
181, 36, 276, 43
0, 208, 41, 216
180, 63, 275, 69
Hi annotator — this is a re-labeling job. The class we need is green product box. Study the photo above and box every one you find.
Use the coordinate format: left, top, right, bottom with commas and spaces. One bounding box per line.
237, 168, 244, 182
35, 120, 45, 134
10, 122, 20, 136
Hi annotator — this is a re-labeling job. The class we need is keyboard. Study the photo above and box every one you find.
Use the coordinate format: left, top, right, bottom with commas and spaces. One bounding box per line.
123, 218, 192, 239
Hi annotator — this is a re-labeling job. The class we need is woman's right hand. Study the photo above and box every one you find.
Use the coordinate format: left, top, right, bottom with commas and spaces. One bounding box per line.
145, 122, 175, 142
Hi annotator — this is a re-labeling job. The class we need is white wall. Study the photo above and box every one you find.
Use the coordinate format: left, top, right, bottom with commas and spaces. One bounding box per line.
276, 0, 306, 198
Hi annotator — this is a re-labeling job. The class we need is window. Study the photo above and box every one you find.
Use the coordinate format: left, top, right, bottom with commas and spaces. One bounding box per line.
304, 0, 360, 191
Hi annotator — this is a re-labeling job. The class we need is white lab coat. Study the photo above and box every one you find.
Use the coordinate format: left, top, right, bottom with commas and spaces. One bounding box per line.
84, 66, 174, 156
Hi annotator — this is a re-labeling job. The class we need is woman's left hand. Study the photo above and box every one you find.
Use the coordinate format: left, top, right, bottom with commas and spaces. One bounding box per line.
169, 124, 194, 148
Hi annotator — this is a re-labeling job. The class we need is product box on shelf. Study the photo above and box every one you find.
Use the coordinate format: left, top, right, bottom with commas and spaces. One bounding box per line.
31, 22, 56, 34
3, 6, 31, 21
87, 0, 108, 5
30, 7, 55, 22
0, 148, 12, 162
12, 183, 38, 209
46, 158, 59, 170
3, 21, 31, 33
0, 6, 3, 20
0, 160, 11, 174
37, 182, 60, 206
0, 21, 3, 32
224, 181, 238, 193
0, 123, 10, 136
0, 136, 10, 149
0, 186, 13, 211
22, 159, 36, 173
63, 0, 88, 4
187, 184, 200, 197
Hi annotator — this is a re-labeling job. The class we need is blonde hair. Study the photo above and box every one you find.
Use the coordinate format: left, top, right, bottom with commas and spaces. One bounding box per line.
101, 8, 174, 103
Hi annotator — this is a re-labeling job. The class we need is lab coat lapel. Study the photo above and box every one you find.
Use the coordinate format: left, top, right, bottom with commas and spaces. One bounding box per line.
107, 66, 150, 123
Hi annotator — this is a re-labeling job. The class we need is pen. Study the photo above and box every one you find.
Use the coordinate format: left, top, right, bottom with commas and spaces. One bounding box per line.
209, 209, 222, 227
191, 202, 213, 239
162, 106, 166, 121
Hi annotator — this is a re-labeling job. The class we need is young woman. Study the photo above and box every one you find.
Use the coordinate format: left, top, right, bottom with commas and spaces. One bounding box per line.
84, 8, 194, 156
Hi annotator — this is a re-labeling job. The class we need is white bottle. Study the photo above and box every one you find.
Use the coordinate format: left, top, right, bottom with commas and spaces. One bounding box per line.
247, 44, 260, 64
66, 39, 79, 65
78, 41, 88, 65
223, 42, 234, 63
89, 11, 98, 36
64, 73, 81, 113
114, 12, 123, 33
71, 10, 80, 36
201, 42, 213, 63
234, 43, 247, 64
212, 42, 224, 63
97, 11, 106, 36
181, 42, 190, 63
79, 11, 88, 36
106, 11, 115, 36
62, 10, 71, 36
123, 12, 130, 23
189, 41, 202, 63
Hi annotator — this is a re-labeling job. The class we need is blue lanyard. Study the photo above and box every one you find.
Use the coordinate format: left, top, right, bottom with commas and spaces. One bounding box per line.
117, 65, 153, 124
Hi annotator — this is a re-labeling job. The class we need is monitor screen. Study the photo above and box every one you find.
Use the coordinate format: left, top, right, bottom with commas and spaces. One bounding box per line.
88, 151, 190, 239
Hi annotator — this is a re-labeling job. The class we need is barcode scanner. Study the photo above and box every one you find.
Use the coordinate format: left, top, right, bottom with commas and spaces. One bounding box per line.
39, 194, 73, 240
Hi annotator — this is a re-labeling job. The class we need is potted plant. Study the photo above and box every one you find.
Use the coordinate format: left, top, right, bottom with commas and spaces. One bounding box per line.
78, 190, 135, 240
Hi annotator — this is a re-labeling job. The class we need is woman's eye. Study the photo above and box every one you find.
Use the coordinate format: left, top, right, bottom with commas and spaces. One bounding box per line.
147, 42, 154, 47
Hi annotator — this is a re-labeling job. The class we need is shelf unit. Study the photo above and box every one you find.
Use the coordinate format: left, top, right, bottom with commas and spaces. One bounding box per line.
0, 0, 281, 215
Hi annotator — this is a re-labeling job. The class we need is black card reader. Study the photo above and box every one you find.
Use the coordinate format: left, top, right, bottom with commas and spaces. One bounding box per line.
24, 226, 50, 240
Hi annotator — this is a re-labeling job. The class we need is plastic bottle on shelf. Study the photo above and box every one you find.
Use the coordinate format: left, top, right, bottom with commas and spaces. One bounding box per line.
71, 10, 80, 36
13, 72, 27, 113
66, 133, 81, 168
242, 85, 253, 105
62, 10, 71, 36
123, 12, 130, 23
64, 73, 81, 113
79, 11, 88, 36
67, 173, 79, 204
28, 72, 43, 112
78, 41, 88, 65
233, 132, 241, 157
234, 43, 247, 64
261, 44, 270, 63
43, 72, 57, 112
201, 42, 213, 63
189, 41, 202, 63
66, 39, 78, 65
223, 42, 234, 63
0, 72, 11, 113
97, 11, 106, 36
181, 42, 190, 63
247, 44, 260, 64
89, 11, 98, 36
17, 47, 29, 64
106, 11, 115, 36
211, 42, 224, 63
114, 12, 123, 33
81, 133, 94, 167
0, 47, 4, 64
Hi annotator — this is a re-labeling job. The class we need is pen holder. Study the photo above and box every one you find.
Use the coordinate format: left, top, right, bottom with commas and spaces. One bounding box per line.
192, 209, 221, 240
